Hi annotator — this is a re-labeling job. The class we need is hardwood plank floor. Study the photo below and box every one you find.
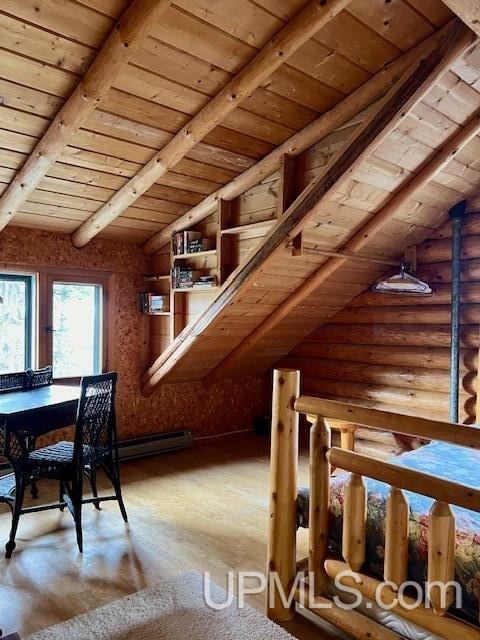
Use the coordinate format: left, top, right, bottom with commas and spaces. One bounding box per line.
0, 433, 344, 639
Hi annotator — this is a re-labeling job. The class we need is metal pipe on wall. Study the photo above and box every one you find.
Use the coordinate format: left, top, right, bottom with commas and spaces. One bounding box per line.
449, 200, 467, 423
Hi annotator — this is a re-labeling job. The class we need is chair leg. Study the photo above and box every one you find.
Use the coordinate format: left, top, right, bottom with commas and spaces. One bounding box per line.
59, 480, 65, 512
88, 467, 101, 510
104, 460, 128, 523
6, 479, 26, 559
30, 480, 39, 499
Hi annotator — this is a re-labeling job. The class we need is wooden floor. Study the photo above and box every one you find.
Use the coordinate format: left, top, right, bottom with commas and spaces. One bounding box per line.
0, 433, 343, 639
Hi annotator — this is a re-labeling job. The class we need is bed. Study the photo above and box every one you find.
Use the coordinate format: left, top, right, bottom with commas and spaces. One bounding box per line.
297, 440, 480, 625
266, 369, 480, 640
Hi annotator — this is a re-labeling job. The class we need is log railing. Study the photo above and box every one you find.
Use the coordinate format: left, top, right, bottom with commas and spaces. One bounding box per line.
267, 369, 480, 640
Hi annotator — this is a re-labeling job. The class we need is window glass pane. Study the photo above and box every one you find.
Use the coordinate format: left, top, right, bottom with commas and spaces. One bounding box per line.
0, 275, 33, 373
52, 283, 102, 378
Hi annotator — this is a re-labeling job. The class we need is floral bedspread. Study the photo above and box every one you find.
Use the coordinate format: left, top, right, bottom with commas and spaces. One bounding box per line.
297, 441, 480, 622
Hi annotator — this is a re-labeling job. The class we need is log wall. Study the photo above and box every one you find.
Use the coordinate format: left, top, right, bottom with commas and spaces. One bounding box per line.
282, 211, 480, 425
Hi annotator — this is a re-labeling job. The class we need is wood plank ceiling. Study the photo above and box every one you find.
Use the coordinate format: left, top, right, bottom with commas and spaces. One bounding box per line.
0, 0, 454, 243
142, 32, 480, 391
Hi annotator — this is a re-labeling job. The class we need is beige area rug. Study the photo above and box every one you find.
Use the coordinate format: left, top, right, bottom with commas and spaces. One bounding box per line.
27, 571, 295, 639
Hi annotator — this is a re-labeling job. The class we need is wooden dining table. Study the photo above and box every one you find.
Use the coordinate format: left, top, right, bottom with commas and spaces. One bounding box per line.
0, 384, 80, 441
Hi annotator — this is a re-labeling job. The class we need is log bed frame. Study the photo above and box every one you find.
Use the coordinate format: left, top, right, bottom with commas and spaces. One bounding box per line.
267, 368, 480, 640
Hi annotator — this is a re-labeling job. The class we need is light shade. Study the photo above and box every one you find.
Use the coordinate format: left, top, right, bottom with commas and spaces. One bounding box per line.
372, 263, 433, 295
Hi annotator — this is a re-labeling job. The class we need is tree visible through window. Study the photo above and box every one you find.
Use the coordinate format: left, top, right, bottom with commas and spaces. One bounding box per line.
0, 274, 34, 374
52, 282, 102, 378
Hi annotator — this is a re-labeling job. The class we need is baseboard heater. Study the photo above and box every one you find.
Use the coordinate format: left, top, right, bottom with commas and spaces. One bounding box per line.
117, 430, 193, 461
0, 430, 193, 475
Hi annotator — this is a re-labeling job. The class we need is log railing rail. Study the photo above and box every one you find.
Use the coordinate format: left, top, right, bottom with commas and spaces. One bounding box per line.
267, 368, 480, 640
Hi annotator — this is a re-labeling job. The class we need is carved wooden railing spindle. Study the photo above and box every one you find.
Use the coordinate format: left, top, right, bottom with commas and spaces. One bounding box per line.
428, 500, 456, 616
384, 487, 409, 588
342, 473, 367, 571
309, 417, 331, 595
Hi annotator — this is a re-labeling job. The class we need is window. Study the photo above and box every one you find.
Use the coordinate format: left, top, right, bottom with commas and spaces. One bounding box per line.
51, 282, 103, 378
0, 268, 110, 380
0, 273, 35, 373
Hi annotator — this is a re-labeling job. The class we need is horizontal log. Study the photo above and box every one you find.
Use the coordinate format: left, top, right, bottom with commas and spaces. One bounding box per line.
417, 258, 480, 284
325, 560, 480, 640
431, 212, 480, 239
289, 342, 477, 370
417, 235, 480, 264
288, 357, 471, 393
294, 396, 480, 446
333, 305, 480, 325
295, 582, 400, 640
351, 282, 480, 307
310, 324, 480, 348
302, 378, 473, 418
327, 447, 480, 511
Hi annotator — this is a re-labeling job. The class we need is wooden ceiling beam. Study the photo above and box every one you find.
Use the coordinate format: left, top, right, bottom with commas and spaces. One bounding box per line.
441, 1, 480, 37
0, 0, 171, 234
142, 21, 462, 255
207, 74, 480, 381
70, 0, 353, 248
142, 21, 472, 394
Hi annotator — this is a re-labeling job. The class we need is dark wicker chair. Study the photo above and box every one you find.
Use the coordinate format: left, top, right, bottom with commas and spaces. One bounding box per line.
0, 367, 53, 502
2, 372, 127, 557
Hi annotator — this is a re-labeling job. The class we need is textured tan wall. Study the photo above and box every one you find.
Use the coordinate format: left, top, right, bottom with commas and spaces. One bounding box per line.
0, 227, 270, 440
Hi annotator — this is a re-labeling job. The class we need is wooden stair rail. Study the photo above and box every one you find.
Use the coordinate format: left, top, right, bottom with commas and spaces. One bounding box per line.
142, 23, 473, 394
208, 97, 480, 382
0, 0, 172, 234
71, 0, 353, 248
294, 396, 480, 448
142, 22, 461, 255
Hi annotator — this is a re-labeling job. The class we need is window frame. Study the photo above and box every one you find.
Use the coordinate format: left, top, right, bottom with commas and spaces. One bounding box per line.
45, 273, 109, 383
0, 271, 35, 371
0, 264, 113, 383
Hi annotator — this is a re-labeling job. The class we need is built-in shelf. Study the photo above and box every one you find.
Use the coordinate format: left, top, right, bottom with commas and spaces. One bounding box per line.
143, 274, 170, 282
172, 286, 219, 293
145, 311, 171, 316
221, 220, 275, 235
173, 249, 217, 260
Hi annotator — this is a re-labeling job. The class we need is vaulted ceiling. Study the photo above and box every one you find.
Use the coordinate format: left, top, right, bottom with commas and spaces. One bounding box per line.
0, 0, 458, 243
2, 0, 480, 395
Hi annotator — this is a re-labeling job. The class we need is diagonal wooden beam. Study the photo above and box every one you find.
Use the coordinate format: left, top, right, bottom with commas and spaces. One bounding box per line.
209, 103, 480, 383
0, 0, 171, 234
441, 0, 480, 38
141, 21, 463, 255
70, 0, 353, 248
142, 21, 473, 394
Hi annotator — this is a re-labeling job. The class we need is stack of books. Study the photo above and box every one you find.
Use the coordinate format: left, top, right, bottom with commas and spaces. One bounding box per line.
192, 275, 217, 289
139, 293, 169, 314
172, 230, 211, 254
171, 266, 200, 289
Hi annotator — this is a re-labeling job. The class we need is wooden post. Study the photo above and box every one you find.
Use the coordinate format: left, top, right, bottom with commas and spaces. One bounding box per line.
427, 500, 455, 616
277, 154, 297, 218
309, 417, 331, 595
342, 473, 367, 571
216, 199, 235, 286
384, 487, 409, 588
267, 368, 300, 622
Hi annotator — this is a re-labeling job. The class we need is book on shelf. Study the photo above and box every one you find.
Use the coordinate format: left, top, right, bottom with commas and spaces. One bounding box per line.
171, 266, 201, 289
139, 293, 169, 314
172, 230, 213, 255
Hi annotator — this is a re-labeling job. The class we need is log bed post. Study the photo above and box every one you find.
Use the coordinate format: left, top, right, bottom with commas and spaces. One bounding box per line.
267, 368, 300, 622
308, 417, 331, 595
